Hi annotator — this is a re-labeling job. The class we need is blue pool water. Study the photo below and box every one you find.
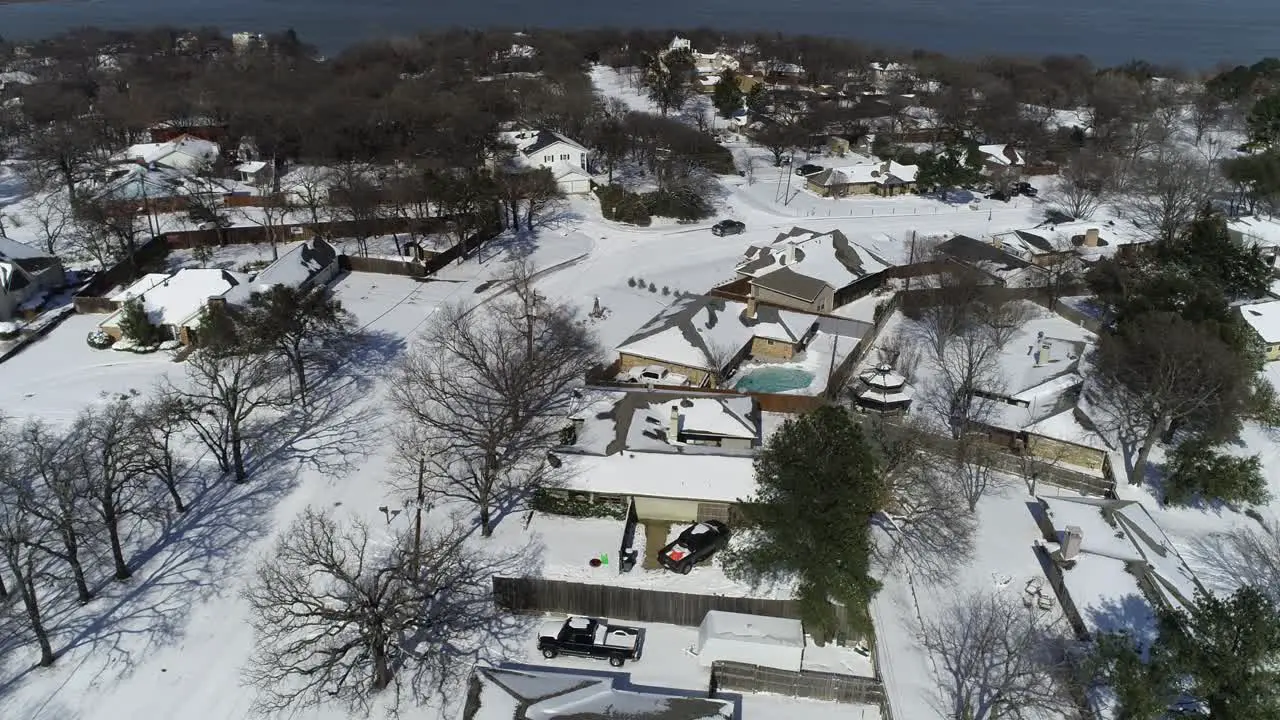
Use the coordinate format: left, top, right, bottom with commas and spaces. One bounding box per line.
733, 367, 814, 394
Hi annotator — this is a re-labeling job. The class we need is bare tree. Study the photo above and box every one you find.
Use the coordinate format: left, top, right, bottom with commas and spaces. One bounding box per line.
0, 446, 57, 667
28, 191, 74, 256
952, 434, 1005, 512
922, 590, 1075, 720
170, 340, 288, 483
238, 176, 295, 262
389, 262, 600, 537
1118, 145, 1214, 243
286, 165, 335, 228
72, 396, 141, 580
1190, 88, 1225, 145
1046, 149, 1118, 220
242, 507, 483, 713
17, 419, 93, 604
130, 390, 192, 514
241, 284, 357, 405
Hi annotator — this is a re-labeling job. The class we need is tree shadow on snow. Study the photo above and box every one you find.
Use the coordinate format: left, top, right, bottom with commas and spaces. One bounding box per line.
1082, 592, 1159, 646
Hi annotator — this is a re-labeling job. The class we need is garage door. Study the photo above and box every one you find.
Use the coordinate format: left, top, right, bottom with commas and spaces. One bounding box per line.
561, 178, 590, 195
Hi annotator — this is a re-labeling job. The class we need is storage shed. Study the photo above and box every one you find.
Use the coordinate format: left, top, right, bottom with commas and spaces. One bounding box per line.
695, 610, 805, 671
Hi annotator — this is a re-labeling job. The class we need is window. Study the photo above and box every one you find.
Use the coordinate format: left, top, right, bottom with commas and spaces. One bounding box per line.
544, 155, 554, 163
560, 153, 570, 160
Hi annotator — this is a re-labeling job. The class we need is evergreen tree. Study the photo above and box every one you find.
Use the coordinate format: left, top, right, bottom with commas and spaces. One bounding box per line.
916, 142, 984, 200
1163, 436, 1268, 506
1162, 586, 1280, 720
711, 70, 744, 118
117, 298, 162, 346
723, 406, 883, 641
1091, 633, 1175, 720
1248, 93, 1280, 150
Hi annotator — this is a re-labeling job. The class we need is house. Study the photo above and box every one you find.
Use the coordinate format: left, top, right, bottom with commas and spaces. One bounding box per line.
0, 237, 65, 320
231, 32, 267, 54
1034, 496, 1206, 639
1240, 301, 1280, 360
976, 144, 1026, 171
933, 234, 1044, 286
463, 664, 738, 720
735, 74, 761, 95
614, 295, 823, 387
234, 160, 270, 184
117, 134, 220, 174
1228, 215, 1280, 267
668, 35, 692, 53
98, 268, 250, 345
500, 129, 593, 194
247, 237, 339, 295
693, 50, 740, 76
735, 227, 892, 312
92, 163, 231, 213
805, 157, 918, 197
565, 390, 760, 455
148, 116, 228, 144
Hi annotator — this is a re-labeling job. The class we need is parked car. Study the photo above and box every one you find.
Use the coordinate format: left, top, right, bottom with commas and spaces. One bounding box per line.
795, 163, 824, 177
1014, 181, 1039, 197
657, 520, 731, 574
621, 364, 689, 386
711, 219, 746, 237
537, 616, 645, 667
984, 190, 1012, 202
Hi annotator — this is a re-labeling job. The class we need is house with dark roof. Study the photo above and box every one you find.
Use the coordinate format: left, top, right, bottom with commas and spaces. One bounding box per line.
933, 234, 1044, 286
500, 129, 593, 194
734, 227, 893, 312
0, 237, 65, 320
247, 237, 338, 294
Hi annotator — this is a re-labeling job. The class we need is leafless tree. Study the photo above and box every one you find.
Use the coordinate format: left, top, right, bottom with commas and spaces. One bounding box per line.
952, 434, 1006, 512
28, 191, 74, 256
241, 284, 357, 405
1046, 149, 1118, 220
129, 390, 192, 514
16, 419, 93, 604
1117, 145, 1215, 243
286, 164, 335, 228
389, 261, 601, 537
1189, 88, 1225, 145
1196, 521, 1280, 604
864, 416, 976, 583
242, 507, 484, 713
170, 342, 288, 483
0, 422, 57, 666
922, 590, 1075, 720
72, 396, 141, 581
329, 161, 388, 257
237, 175, 295, 262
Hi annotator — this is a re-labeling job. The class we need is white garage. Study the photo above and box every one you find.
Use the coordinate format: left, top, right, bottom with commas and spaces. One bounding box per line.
695, 610, 805, 672
554, 165, 593, 195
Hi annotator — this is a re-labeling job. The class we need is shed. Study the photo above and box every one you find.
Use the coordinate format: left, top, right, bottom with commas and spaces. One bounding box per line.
695, 610, 804, 671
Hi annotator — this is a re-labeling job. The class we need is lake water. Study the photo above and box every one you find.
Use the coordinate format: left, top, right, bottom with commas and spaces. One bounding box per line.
0, 0, 1274, 69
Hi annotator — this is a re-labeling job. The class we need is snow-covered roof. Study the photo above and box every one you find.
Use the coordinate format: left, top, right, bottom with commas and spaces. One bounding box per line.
617, 295, 819, 372
978, 144, 1025, 166
699, 610, 804, 648
1228, 215, 1280, 249
109, 272, 171, 303
1240, 301, 1280, 343
1024, 407, 1108, 450
470, 665, 735, 720
806, 155, 915, 188
666, 396, 756, 440
736, 227, 892, 301
100, 268, 249, 330
559, 451, 756, 503
235, 160, 268, 174
94, 163, 230, 202
0, 71, 37, 87
503, 129, 587, 157
118, 134, 219, 173
549, 162, 592, 182
0, 235, 47, 261
248, 238, 337, 293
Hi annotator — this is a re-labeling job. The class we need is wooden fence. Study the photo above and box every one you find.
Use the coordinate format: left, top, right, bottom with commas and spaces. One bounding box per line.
492, 576, 852, 635
340, 255, 427, 277
711, 661, 887, 707
72, 236, 170, 314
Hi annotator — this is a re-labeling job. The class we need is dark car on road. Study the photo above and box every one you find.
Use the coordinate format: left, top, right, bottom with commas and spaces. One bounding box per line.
537, 616, 644, 667
795, 163, 824, 177
657, 520, 731, 574
1014, 181, 1039, 197
985, 190, 1012, 202
711, 219, 746, 237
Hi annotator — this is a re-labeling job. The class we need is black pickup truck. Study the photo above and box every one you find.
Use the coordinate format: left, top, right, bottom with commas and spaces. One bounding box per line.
537, 616, 645, 667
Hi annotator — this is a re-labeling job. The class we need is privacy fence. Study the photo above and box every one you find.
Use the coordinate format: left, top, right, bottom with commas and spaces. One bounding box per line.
492, 576, 853, 640
710, 661, 888, 709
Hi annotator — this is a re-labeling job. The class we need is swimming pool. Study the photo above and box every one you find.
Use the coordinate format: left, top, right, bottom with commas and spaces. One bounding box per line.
733, 367, 815, 393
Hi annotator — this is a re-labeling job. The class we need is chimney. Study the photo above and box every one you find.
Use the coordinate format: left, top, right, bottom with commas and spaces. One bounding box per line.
207, 296, 227, 311
745, 296, 757, 319
1061, 525, 1083, 561
667, 405, 681, 445
1084, 228, 1099, 247
783, 243, 797, 266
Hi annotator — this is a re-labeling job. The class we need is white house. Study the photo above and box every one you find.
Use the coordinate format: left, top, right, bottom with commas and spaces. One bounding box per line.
669, 35, 692, 53
501, 129, 593, 194
117, 134, 220, 174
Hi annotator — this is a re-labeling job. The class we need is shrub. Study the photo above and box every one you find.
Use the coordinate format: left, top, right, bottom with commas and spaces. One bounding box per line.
597, 184, 652, 226
86, 329, 114, 349
530, 488, 627, 520
648, 282, 657, 292
642, 188, 713, 222
0, 322, 20, 341
627, 277, 637, 288
662, 286, 670, 295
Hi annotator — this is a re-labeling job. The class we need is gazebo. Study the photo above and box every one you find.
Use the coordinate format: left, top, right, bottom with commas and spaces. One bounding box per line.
855, 363, 913, 413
